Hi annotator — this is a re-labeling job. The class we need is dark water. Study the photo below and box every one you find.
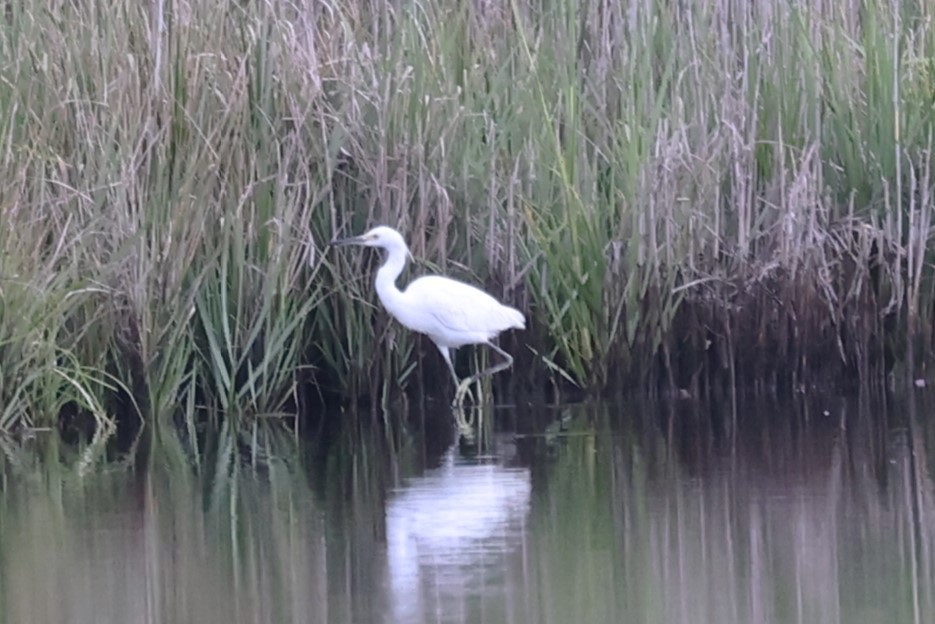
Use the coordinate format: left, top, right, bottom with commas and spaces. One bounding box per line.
1, 392, 934, 624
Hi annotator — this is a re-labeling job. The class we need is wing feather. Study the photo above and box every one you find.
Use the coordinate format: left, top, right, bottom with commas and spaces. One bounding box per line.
402, 275, 524, 345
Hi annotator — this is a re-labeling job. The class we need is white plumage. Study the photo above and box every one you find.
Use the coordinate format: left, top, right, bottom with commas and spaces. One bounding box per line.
333, 226, 524, 405
390, 276, 525, 347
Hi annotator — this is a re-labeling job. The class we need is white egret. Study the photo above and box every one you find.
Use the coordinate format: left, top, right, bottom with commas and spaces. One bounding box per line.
332, 226, 525, 406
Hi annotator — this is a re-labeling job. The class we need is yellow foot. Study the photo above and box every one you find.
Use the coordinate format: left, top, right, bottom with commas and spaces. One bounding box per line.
452, 405, 474, 439
452, 378, 476, 407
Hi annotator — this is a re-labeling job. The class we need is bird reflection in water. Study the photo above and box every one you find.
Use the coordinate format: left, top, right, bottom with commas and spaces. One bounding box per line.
385, 434, 532, 623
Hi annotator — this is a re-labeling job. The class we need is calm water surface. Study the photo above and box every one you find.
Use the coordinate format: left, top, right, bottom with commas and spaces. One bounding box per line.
1, 393, 934, 624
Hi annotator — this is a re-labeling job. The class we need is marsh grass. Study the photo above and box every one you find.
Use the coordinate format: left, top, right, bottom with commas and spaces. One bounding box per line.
0, 0, 934, 437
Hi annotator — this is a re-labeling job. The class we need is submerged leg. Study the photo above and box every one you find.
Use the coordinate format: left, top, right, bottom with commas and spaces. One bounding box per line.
453, 342, 515, 406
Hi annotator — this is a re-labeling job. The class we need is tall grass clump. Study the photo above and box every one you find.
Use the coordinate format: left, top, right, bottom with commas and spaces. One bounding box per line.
0, 0, 335, 436
0, 0, 934, 439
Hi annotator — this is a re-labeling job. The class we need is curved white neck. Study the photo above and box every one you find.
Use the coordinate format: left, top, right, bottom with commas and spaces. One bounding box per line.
374, 244, 409, 313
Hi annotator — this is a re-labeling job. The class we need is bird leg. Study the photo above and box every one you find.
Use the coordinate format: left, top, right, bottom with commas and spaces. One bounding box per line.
437, 344, 476, 406
453, 342, 514, 407
437, 344, 460, 387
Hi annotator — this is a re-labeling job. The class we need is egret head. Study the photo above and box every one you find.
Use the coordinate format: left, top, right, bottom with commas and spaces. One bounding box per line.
332, 226, 407, 252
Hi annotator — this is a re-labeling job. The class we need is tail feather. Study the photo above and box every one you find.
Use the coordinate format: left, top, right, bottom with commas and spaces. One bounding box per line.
504, 305, 525, 330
